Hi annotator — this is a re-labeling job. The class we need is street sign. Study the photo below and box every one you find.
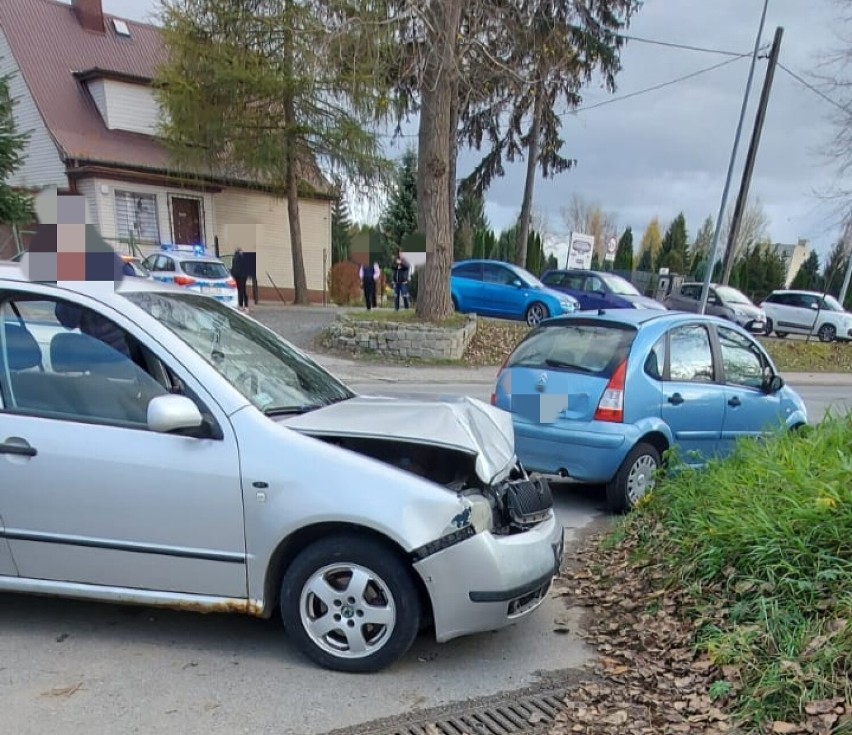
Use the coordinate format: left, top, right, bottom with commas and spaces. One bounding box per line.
566, 232, 595, 270
604, 236, 617, 262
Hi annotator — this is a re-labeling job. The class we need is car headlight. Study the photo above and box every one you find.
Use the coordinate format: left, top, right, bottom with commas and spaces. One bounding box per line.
560, 299, 577, 312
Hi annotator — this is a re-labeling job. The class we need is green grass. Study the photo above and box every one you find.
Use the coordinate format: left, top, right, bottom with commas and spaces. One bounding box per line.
759, 338, 852, 373
341, 308, 467, 328
625, 416, 852, 730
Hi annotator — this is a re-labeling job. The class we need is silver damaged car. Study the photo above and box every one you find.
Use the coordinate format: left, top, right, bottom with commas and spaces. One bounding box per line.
0, 266, 563, 672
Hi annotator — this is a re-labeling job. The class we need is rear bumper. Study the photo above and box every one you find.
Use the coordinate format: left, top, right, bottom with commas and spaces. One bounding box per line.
512, 419, 638, 483
413, 514, 563, 643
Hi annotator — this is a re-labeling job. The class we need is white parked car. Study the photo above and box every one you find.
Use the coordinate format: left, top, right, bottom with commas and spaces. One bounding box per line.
760, 289, 852, 343
142, 244, 238, 308
0, 263, 562, 672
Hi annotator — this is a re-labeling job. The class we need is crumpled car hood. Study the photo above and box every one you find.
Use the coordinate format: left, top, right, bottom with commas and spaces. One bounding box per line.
276, 394, 516, 484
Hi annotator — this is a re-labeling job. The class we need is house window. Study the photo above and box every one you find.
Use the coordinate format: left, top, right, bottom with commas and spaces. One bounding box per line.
115, 190, 160, 246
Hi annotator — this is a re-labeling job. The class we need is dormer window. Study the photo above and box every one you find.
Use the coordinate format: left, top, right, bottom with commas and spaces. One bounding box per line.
74, 69, 166, 136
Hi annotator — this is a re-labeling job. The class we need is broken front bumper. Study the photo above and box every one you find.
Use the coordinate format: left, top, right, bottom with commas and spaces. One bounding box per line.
413, 512, 564, 643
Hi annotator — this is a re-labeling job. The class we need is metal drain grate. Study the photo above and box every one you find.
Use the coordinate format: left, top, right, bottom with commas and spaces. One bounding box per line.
322, 686, 569, 735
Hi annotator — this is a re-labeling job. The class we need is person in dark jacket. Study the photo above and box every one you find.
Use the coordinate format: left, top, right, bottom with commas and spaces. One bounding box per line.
391, 248, 410, 311
359, 261, 379, 310
54, 302, 131, 357
230, 247, 250, 312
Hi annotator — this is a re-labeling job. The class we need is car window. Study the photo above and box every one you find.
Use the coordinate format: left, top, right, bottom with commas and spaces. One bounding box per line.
561, 273, 585, 290
505, 321, 637, 378
680, 285, 699, 300
143, 255, 158, 271
765, 292, 786, 305
540, 272, 563, 287
125, 291, 355, 414
483, 264, 517, 285
585, 276, 604, 293
717, 327, 766, 389
644, 335, 666, 381
180, 260, 230, 279
0, 296, 170, 427
453, 263, 482, 281
157, 256, 176, 272
668, 325, 715, 383
798, 294, 818, 309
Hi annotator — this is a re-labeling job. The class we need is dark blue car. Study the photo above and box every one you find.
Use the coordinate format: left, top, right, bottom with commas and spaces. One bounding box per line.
540, 269, 666, 312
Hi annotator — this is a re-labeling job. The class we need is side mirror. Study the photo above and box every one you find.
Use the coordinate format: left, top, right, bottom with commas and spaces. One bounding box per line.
148, 394, 204, 434
512, 278, 523, 288
763, 374, 784, 393
810, 302, 819, 310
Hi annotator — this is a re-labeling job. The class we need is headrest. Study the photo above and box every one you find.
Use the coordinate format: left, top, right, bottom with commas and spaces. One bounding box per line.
2, 322, 42, 371
50, 331, 133, 378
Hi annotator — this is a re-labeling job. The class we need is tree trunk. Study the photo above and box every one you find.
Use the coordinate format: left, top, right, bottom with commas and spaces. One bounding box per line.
448, 78, 459, 255
415, 0, 462, 322
284, 126, 309, 303
515, 80, 544, 268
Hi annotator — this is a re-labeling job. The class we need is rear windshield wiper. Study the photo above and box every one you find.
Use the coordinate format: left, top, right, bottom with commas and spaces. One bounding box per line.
544, 359, 595, 373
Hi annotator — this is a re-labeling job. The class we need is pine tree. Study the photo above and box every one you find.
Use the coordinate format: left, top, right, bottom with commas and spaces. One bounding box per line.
330, 196, 352, 264
822, 239, 850, 297
525, 230, 544, 275
638, 217, 662, 271
657, 213, 688, 273
790, 250, 822, 291
379, 149, 418, 265
636, 247, 652, 272
689, 216, 714, 276
613, 226, 633, 272
454, 189, 489, 262
591, 251, 601, 270
545, 253, 558, 271
0, 68, 32, 225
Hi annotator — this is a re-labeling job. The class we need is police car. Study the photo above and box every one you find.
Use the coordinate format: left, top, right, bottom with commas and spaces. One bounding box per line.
142, 244, 238, 307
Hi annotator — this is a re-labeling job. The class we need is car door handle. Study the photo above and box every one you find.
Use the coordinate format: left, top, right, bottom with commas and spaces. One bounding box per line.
0, 441, 37, 457
667, 393, 684, 405
728, 396, 741, 407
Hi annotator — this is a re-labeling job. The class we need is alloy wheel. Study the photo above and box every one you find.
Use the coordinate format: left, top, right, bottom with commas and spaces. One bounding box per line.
626, 454, 658, 505
526, 303, 547, 327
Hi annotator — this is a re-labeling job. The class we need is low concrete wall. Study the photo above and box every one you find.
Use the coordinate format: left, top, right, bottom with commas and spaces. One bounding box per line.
323, 312, 477, 360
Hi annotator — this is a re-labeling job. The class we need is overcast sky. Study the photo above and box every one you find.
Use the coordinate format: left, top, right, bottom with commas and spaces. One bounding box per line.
97, 0, 846, 259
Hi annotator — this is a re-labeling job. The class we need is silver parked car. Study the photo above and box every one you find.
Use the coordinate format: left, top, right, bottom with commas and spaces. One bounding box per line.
0, 264, 562, 672
664, 282, 767, 334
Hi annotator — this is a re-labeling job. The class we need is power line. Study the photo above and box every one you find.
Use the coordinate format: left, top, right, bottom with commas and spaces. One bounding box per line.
617, 34, 749, 58
562, 53, 748, 116
777, 63, 850, 114
378, 53, 749, 138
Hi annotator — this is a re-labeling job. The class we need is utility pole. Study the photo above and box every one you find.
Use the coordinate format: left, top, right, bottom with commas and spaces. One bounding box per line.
839, 218, 852, 308
720, 26, 784, 286
699, 0, 770, 314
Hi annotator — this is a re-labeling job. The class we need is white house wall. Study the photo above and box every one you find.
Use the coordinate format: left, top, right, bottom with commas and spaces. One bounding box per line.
214, 191, 331, 294
87, 78, 164, 137
83, 178, 215, 256
0, 26, 66, 189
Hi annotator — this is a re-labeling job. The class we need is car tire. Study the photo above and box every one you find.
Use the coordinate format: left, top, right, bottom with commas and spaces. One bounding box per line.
765, 318, 773, 336
525, 302, 549, 327
817, 323, 837, 343
451, 295, 459, 312
280, 534, 420, 673
606, 442, 661, 514
775, 331, 787, 339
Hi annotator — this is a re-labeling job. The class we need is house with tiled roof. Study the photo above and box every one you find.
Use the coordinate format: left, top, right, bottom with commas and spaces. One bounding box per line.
0, 0, 335, 301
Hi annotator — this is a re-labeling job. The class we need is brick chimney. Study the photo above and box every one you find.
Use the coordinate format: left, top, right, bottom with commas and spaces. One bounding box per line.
72, 0, 105, 33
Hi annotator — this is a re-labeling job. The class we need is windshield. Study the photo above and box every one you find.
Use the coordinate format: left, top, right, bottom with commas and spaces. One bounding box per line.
513, 266, 546, 289
715, 286, 752, 305
181, 260, 231, 279
821, 295, 845, 312
125, 260, 149, 278
600, 274, 640, 296
124, 292, 354, 414
506, 321, 637, 377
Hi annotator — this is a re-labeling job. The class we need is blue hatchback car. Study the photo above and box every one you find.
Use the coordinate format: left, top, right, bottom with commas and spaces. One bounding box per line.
451, 260, 580, 326
491, 310, 807, 512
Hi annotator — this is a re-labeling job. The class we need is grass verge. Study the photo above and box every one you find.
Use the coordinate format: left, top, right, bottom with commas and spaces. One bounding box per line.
600, 417, 852, 733
340, 307, 467, 328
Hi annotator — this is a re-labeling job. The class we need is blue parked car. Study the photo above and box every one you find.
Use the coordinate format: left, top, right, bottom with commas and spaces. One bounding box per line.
451, 260, 580, 326
491, 310, 807, 512
540, 269, 666, 311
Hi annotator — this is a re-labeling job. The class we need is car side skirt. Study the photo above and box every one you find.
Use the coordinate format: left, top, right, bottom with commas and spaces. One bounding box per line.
0, 575, 267, 617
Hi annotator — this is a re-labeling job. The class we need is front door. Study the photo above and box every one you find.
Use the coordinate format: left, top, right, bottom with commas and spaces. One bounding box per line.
715, 325, 783, 454
481, 263, 527, 318
660, 323, 725, 461
0, 292, 247, 598
171, 196, 203, 246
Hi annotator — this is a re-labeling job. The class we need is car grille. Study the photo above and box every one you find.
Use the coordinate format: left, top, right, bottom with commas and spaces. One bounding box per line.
505, 476, 553, 527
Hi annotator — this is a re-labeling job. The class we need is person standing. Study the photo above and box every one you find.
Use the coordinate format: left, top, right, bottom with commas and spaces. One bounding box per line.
359, 261, 379, 310
230, 247, 250, 312
391, 248, 410, 311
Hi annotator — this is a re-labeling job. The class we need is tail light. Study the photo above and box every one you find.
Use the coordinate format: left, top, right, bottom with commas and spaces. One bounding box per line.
174, 275, 196, 287
594, 359, 627, 423
490, 353, 511, 406
226, 278, 237, 288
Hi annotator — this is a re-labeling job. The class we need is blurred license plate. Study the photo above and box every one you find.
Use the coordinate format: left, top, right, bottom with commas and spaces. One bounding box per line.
752, 322, 764, 330
201, 286, 217, 294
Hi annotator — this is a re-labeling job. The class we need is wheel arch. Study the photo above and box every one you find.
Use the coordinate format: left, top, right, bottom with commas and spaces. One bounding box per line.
261, 522, 434, 627
637, 430, 670, 463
